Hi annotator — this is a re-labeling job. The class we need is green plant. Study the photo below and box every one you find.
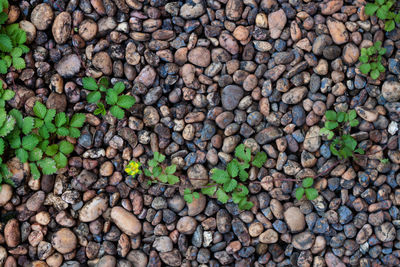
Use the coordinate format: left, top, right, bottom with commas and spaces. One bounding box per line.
359, 41, 387, 80
0, 0, 29, 73
0, 80, 14, 107
82, 77, 136, 119
4, 101, 85, 180
380, 158, 389, 164
183, 188, 200, 203
295, 177, 318, 201
365, 0, 400, 32
202, 144, 267, 210
320, 110, 365, 159
142, 151, 180, 186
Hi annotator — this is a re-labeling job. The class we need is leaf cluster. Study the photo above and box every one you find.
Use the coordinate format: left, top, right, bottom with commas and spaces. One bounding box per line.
0, 80, 14, 107
82, 77, 136, 119
359, 41, 387, 79
365, 0, 400, 32
202, 144, 267, 210
143, 151, 180, 186
295, 178, 318, 201
183, 188, 200, 204
0, 0, 29, 74
320, 110, 364, 159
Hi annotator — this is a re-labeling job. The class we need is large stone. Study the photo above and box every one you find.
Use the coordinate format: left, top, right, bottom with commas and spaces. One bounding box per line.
382, 81, 400, 102
51, 228, 77, 254
221, 85, 244, 110
255, 126, 283, 144
110, 207, 142, 236
225, 0, 244, 21
284, 207, 305, 232
0, 184, 13, 206
304, 126, 321, 152
282, 86, 308, 104
292, 231, 315, 250
268, 9, 287, 39
79, 195, 108, 222
187, 164, 208, 189
180, 0, 205, 19
55, 54, 81, 78
52, 12, 71, 44
327, 17, 348, 45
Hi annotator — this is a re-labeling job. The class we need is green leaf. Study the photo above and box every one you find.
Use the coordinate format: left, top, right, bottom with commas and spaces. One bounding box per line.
29, 148, 43, 162
211, 169, 230, 184
54, 152, 68, 168
39, 140, 49, 152
227, 159, 239, 177
365, 3, 379, 15
360, 63, 371, 74
57, 127, 69, 137
236, 184, 249, 196
359, 55, 368, 64
167, 174, 179, 185
325, 121, 338, 130
29, 163, 41, 180
305, 188, 318, 200
235, 144, 251, 162
252, 151, 267, 168
9, 109, 23, 128
143, 168, 152, 177
184, 193, 194, 203
69, 127, 80, 138
152, 166, 162, 177
22, 117, 34, 135
348, 110, 357, 120
325, 110, 336, 121
55, 112, 67, 127
193, 192, 200, 199
154, 151, 165, 163
201, 185, 217, 196
238, 199, 253, 210
302, 177, 314, 188
232, 192, 244, 204
0, 34, 12, 53
45, 144, 59, 156
38, 158, 57, 175
216, 188, 229, 204
0, 138, 3, 155
0, 59, 7, 74
22, 135, 39, 151
118, 95, 136, 109
223, 178, 238, 192
16, 148, 28, 163
377, 62, 386, 72
2, 90, 15, 101
165, 164, 176, 175
0, 116, 15, 137
295, 187, 304, 200
148, 159, 158, 168
11, 47, 22, 58
349, 119, 359, 127
99, 77, 109, 88
70, 113, 86, 128
0, 12, 8, 24
87, 91, 101, 103
337, 112, 345, 122
33, 102, 47, 119
113, 82, 125, 94
110, 105, 125, 119
106, 90, 118, 105
370, 69, 380, 79
354, 148, 365, 155
12, 57, 26, 70
59, 140, 74, 155
19, 44, 29, 53
44, 109, 56, 123
376, 5, 389, 20
82, 77, 98, 90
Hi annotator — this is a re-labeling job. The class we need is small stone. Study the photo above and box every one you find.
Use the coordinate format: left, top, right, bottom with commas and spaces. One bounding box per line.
52, 12, 71, 44
282, 86, 308, 104
0, 184, 13, 206
79, 195, 108, 222
51, 228, 77, 254
5, 219, 20, 248
325, 252, 346, 267
79, 19, 98, 41
292, 231, 315, 250
55, 54, 81, 78
30, 3, 53, 30
93, 52, 113, 75
221, 85, 244, 110
327, 17, 349, 45
382, 81, 400, 102
226, 0, 243, 21
180, 0, 205, 19
110, 207, 142, 236
153, 236, 173, 253
187, 164, 208, 189
177, 216, 197, 234
188, 47, 211, 67
259, 229, 278, 244
304, 126, 321, 152
135, 66, 156, 87
268, 9, 287, 39
187, 193, 206, 216
284, 207, 305, 232
375, 222, 396, 242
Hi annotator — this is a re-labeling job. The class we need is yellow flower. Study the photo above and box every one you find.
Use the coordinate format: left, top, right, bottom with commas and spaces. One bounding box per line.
125, 161, 141, 176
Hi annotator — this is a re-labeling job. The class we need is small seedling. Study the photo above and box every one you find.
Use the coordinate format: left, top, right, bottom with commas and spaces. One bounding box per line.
320, 110, 364, 159
380, 158, 389, 164
82, 77, 136, 119
365, 0, 400, 32
0, 0, 30, 73
359, 41, 387, 80
295, 177, 318, 201
183, 188, 200, 203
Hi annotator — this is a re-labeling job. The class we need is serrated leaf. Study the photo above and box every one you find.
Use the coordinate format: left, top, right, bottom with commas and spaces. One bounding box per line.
227, 159, 239, 177
232, 192, 244, 204
193, 192, 200, 199
57, 127, 69, 137
201, 185, 217, 196
0, 12, 7, 24
29, 163, 40, 180
143, 168, 152, 177
29, 147, 43, 162
0, 116, 15, 137
302, 177, 314, 188
9, 109, 23, 128
252, 152, 267, 168
11, 47, 22, 58
167, 174, 179, 185
152, 166, 162, 177
236, 184, 249, 196
12, 57, 26, 70
45, 144, 59, 156
59, 140, 74, 155
55, 112, 67, 127
211, 168, 230, 184
70, 113, 86, 128
118, 95, 136, 109
54, 152, 68, 168
325, 110, 336, 121
165, 164, 176, 175
21, 117, 34, 135
69, 127, 80, 138
365, 3, 379, 15
87, 91, 101, 103
148, 159, 158, 167
22, 135, 39, 151
360, 63, 371, 74
216, 188, 229, 204
0, 138, 3, 155
184, 193, 194, 203
238, 199, 253, 210
38, 158, 57, 175
239, 170, 249, 182
235, 144, 251, 162
0, 59, 7, 74
19, 44, 29, 53
295, 187, 304, 200
354, 148, 365, 155
44, 109, 56, 124
39, 140, 49, 152
349, 119, 359, 127
82, 77, 98, 90
16, 148, 28, 163
99, 77, 109, 88
370, 69, 380, 80
110, 105, 125, 119
305, 188, 318, 200
325, 121, 338, 130
33, 102, 47, 119
113, 82, 125, 94
223, 178, 237, 192
0, 34, 12, 52
106, 90, 118, 105
2, 89, 15, 101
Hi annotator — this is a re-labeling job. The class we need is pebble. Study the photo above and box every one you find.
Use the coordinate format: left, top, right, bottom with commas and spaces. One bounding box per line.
51, 228, 77, 254
110, 207, 142, 236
